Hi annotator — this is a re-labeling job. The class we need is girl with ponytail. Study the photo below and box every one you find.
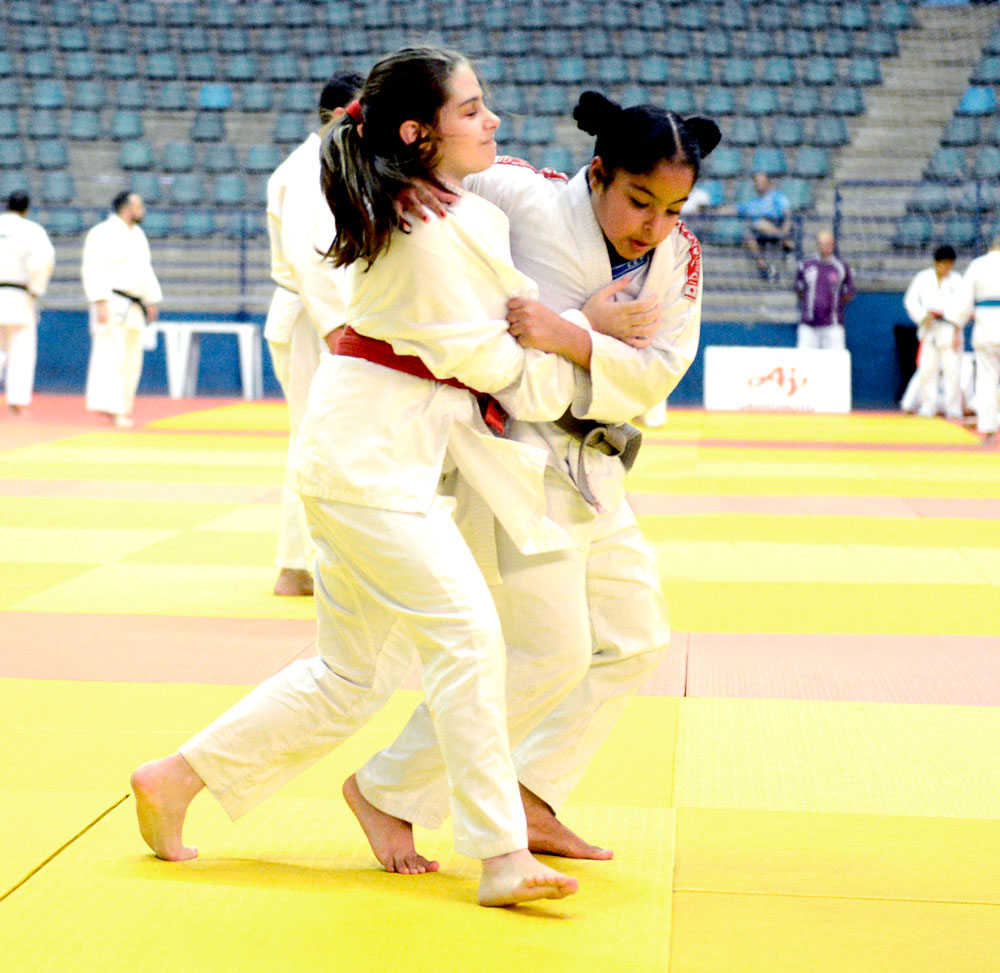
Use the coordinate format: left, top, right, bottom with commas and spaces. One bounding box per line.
352, 91, 724, 865
131, 46, 595, 908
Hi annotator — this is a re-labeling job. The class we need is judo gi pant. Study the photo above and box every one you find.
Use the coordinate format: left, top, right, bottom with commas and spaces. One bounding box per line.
267, 318, 324, 571
797, 323, 845, 350
180, 494, 527, 861
357, 473, 671, 825
85, 318, 144, 417
974, 342, 1000, 434
917, 324, 962, 419
0, 323, 36, 406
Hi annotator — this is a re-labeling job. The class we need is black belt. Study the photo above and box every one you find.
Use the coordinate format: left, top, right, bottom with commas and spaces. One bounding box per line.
0, 281, 30, 292
112, 288, 148, 320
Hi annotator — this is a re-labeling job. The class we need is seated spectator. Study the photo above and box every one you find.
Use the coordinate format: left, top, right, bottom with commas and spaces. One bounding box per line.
735, 171, 794, 280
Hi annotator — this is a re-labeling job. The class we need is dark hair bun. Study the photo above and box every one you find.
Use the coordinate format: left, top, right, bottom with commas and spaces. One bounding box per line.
683, 116, 722, 159
573, 90, 622, 137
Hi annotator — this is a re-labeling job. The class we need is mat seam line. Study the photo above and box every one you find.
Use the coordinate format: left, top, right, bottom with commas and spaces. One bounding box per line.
673, 888, 1000, 908
0, 793, 129, 904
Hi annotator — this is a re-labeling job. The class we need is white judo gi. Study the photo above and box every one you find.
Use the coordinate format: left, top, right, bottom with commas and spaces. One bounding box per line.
357, 160, 702, 825
0, 211, 54, 407
179, 190, 585, 859
264, 132, 348, 571
903, 265, 967, 420
82, 213, 162, 417
949, 247, 1000, 435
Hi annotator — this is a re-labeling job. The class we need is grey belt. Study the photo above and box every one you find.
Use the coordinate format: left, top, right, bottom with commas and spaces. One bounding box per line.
554, 410, 643, 508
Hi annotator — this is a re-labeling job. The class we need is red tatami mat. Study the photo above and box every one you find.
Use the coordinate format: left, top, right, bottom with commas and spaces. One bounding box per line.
0, 612, 317, 685
684, 632, 1000, 705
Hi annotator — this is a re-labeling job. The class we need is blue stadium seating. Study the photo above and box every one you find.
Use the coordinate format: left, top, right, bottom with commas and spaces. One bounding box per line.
71, 80, 106, 110
118, 140, 155, 170
941, 117, 980, 148
31, 110, 61, 140
0, 110, 19, 138
34, 140, 69, 170
245, 145, 282, 174
39, 171, 74, 204
957, 86, 998, 117
109, 111, 144, 141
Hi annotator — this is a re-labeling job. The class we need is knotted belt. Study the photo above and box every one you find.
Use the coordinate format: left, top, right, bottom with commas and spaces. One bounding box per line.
335, 326, 508, 435
553, 410, 643, 510
112, 288, 148, 321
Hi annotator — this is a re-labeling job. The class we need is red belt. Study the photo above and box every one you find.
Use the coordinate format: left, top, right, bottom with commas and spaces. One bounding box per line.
335, 326, 507, 435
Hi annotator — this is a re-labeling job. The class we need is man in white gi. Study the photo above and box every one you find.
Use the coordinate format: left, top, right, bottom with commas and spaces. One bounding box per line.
950, 235, 1000, 442
902, 244, 966, 420
265, 70, 362, 597
0, 191, 55, 413
82, 191, 161, 428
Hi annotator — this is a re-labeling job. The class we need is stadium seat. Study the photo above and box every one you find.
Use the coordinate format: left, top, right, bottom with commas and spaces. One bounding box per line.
203, 144, 239, 173
45, 210, 85, 237
861, 31, 899, 59
118, 140, 155, 171
521, 117, 555, 146
676, 57, 712, 86
787, 87, 821, 116
704, 217, 747, 247
798, 3, 830, 30
31, 81, 65, 110
758, 5, 785, 33
941, 117, 980, 148
199, 85, 233, 111
50, 2, 81, 28
109, 111, 143, 141
704, 146, 743, 179
299, 31, 333, 58
678, 5, 709, 30
0, 53, 12, 78
908, 183, 952, 214
719, 6, 749, 30
943, 216, 978, 250
242, 83, 273, 113
620, 29, 651, 58
218, 28, 251, 54
140, 210, 172, 239
987, 119, 1000, 146
162, 142, 197, 172
728, 117, 763, 147
38, 170, 76, 206
34, 140, 69, 170
971, 147, 1000, 181
533, 86, 569, 116
821, 30, 853, 58
185, 53, 219, 81
839, 1, 871, 31
702, 30, 731, 58
662, 87, 697, 116
702, 87, 736, 117
213, 174, 249, 206
971, 57, 1000, 86
810, 116, 849, 147
338, 29, 370, 57
772, 116, 805, 147
493, 86, 527, 116
475, 57, 503, 85
751, 147, 788, 178
190, 113, 226, 141
0, 81, 20, 110
601, 4, 628, 30
105, 54, 138, 80
126, 1, 158, 26
743, 33, 774, 58
792, 146, 830, 179
97, 26, 130, 53
925, 147, 966, 182
157, 82, 189, 112
784, 30, 814, 58
169, 3, 199, 30
68, 110, 101, 140
225, 55, 258, 83
828, 88, 865, 116
720, 58, 754, 87
892, 214, 932, 250
0, 141, 27, 169
87, 1, 117, 25
179, 211, 216, 238
454, 29, 488, 57
582, 31, 612, 58
24, 52, 56, 79
306, 56, 336, 84
743, 88, 781, 117
782, 178, 814, 211
803, 57, 836, 86
879, 2, 913, 31
618, 86, 647, 109
245, 144, 282, 174
957, 86, 998, 116
129, 172, 162, 205
279, 84, 314, 113
71, 80, 106, 110
0, 110, 19, 138
637, 57, 671, 85
255, 27, 288, 56
596, 58, 629, 86
169, 173, 206, 206
273, 113, 307, 144
846, 57, 882, 87
206, 4, 237, 27
20, 26, 50, 51
283, 2, 314, 28
145, 53, 180, 81
553, 57, 585, 85
64, 52, 96, 80
30, 110, 60, 140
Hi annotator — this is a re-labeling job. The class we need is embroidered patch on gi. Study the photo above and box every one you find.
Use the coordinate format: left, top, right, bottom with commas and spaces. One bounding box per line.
677, 219, 701, 302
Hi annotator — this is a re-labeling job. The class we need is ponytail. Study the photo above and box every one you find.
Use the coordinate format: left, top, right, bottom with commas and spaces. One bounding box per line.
321, 46, 468, 269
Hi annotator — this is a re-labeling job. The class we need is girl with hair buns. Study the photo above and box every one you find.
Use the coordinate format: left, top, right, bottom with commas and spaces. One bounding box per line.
349, 90, 721, 866
130, 45, 607, 908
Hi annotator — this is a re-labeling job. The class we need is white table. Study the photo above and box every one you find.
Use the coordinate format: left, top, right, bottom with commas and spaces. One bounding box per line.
151, 320, 263, 400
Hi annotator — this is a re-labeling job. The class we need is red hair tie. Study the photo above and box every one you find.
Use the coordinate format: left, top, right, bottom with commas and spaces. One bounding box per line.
345, 100, 363, 124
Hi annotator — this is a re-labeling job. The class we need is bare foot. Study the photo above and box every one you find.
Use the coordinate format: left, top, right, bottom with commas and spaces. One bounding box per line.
342, 774, 439, 874
130, 753, 205, 861
273, 567, 314, 597
478, 848, 579, 907
522, 785, 613, 860
8, 403, 22, 415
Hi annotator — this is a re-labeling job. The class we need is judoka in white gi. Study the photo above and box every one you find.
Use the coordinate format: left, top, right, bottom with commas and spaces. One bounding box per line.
0, 191, 54, 412
348, 92, 721, 865
130, 46, 621, 907
82, 191, 162, 427
264, 70, 363, 597
901, 245, 967, 421
949, 235, 1000, 440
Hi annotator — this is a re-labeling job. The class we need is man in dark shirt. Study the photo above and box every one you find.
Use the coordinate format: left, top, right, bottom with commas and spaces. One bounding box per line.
794, 229, 855, 349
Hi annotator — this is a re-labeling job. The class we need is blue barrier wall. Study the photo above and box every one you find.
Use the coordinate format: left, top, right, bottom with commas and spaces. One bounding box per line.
34, 294, 929, 408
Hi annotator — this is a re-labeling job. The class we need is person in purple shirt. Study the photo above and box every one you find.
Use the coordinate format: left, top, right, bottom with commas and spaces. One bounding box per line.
794, 229, 855, 349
